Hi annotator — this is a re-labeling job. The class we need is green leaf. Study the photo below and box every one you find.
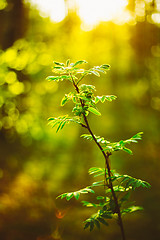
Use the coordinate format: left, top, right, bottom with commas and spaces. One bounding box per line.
79, 84, 96, 92
84, 188, 95, 193
66, 59, 70, 66
84, 222, 90, 230
48, 115, 81, 132
46, 75, 72, 82
119, 174, 151, 190
96, 196, 105, 200
101, 95, 106, 103
81, 135, 110, 147
91, 180, 104, 187
95, 96, 100, 104
106, 185, 128, 193
89, 167, 105, 177
100, 64, 110, 69
56, 193, 68, 199
60, 121, 67, 131
94, 219, 100, 229
66, 193, 74, 201
56, 186, 95, 201
90, 221, 94, 231
53, 61, 65, 66
122, 147, 133, 155
46, 76, 60, 81
89, 70, 100, 77
53, 66, 63, 69
72, 60, 87, 67
123, 132, 143, 145
81, 201, 97, 207
88, 107, 101, 116
102, 131, 144, 154
101, 213, 112, 219
61, 95, 69, 106
141, 181, 151, 188
74, 192, 80, 200
72, 96, 77, 103
56, 120, 64, 133
80, 134, 93, 140
96, 196, 110, 201
105, 95, 117, 101
97, 217, 108, 226
132, 132, 143, 140
94, 95, 117, 104
122, 205, 143, 214
120, 192, 131, 203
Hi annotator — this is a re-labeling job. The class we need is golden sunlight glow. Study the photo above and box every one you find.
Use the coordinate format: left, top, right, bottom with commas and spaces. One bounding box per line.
27, 0, 66, 22
76, 0, 129, 29
28, 0, 130, 29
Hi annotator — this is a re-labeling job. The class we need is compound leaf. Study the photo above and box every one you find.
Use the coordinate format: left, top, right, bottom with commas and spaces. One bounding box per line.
56, 187, 95, 201
122, 206, 143, 215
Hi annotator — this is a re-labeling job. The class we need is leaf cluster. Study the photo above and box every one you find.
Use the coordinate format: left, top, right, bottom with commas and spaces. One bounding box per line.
48, 115, 81, 132
46, 60, 110, 83
62, 84, 116, 117
56, 187, 95, 201
89, 167, 151, 190
57, 166, 150, 231
47, 60, 151, 233
83, 167, 150, 231
47, 60, 116, 130
81, 132, 144, 155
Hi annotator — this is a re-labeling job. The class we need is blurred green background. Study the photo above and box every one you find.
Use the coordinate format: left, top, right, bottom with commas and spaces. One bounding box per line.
0, 0, 160, 239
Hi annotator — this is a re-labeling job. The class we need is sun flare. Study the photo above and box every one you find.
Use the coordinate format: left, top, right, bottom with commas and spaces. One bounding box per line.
27, 0, 129, 29
76, 0, 129, 29
26, 0, 66, 22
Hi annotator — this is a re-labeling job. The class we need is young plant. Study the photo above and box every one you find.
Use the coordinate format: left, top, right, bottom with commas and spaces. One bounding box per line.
46, 60, 150, 240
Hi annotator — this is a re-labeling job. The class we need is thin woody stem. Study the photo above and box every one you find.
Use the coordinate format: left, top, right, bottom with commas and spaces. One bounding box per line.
83, 110, 126, 240
70, 73, 126, 240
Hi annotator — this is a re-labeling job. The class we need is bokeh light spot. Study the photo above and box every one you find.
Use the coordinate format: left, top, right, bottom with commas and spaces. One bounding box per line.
8, 81, 24, 95
2, 116, 13, 129
5, 71, 17, 84
0, 0, 7, 10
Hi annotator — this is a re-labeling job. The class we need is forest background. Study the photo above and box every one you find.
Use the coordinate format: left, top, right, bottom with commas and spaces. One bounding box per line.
0, 0, 160, 240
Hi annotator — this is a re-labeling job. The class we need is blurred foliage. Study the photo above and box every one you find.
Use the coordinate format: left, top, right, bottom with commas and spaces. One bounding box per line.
0, 0, 160, 240
0, 0, 7, 10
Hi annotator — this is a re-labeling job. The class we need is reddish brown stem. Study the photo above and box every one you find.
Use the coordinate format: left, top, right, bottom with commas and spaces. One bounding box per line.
82, 114, 126, 240
71, 75, 126, 240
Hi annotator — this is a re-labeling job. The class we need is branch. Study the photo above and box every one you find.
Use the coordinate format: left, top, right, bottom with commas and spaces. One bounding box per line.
70, 75, 126, 240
